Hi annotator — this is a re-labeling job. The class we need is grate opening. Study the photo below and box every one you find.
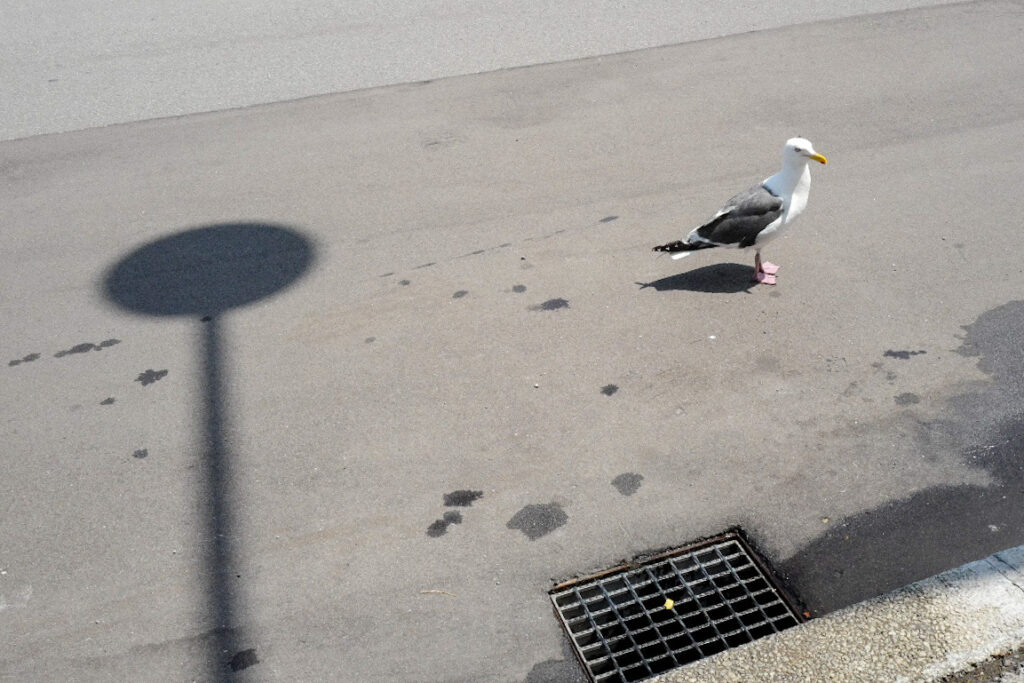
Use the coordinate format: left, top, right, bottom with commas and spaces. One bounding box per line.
550, 531, 803, 683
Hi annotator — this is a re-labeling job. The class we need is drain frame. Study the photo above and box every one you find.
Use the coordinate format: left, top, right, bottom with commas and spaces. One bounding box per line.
549, 530, 804, 682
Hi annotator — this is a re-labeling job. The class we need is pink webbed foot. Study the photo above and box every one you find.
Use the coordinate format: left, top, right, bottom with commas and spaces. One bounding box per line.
752, 256, 780, 284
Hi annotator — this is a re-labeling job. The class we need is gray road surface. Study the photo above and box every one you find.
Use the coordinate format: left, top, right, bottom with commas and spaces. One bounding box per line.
3, 1, 1024, 681
1, 0, 957, 141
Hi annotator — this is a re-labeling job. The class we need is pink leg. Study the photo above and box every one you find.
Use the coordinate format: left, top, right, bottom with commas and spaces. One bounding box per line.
753, 253, 778, 285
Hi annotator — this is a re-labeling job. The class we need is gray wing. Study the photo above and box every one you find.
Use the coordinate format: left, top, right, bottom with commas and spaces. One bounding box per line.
687, 184, 783, 248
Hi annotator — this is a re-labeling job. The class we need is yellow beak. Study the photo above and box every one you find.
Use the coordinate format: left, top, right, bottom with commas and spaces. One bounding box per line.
808, 152, 828, 165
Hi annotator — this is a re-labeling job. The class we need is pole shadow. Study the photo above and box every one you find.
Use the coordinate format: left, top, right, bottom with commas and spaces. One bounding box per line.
102, 222, 316, 680
637, 263, 755, 294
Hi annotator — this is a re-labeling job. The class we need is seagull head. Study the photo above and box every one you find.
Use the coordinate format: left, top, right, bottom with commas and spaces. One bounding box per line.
784, 137, 828, 165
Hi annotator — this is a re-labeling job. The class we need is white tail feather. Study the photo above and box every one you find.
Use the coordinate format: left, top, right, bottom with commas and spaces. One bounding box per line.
671, 251, 691, 260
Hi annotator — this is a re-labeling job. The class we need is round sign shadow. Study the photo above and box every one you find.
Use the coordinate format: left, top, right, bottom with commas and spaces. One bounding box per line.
103, 223, 315, 316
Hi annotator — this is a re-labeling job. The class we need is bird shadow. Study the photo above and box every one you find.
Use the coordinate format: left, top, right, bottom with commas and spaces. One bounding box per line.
636, 263, 755, 294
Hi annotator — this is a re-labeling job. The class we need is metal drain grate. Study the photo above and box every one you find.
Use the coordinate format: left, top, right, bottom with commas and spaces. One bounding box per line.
550, 532, 801, 682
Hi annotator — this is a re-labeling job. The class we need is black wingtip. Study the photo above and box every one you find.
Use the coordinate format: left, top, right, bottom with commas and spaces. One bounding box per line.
653, 240, 686, 253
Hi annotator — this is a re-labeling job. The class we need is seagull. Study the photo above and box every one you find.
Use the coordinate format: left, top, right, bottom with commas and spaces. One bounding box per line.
653, 138, 827, 285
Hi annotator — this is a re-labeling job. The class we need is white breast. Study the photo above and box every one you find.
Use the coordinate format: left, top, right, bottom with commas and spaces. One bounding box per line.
785, 185, 808, 224
784, 167, 812, 224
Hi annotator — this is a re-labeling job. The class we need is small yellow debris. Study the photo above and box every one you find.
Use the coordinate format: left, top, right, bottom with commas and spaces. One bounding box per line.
664, 598, 675, 610
822, 517, 830, 524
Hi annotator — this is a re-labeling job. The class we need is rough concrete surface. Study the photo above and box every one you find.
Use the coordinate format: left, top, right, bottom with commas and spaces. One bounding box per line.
657, 546, 1024, 682
2, 1, 1024, 681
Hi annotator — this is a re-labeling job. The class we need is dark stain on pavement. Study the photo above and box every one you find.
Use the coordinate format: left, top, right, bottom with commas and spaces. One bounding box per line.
611, 473, 644, 496
365, 337, 376, 344
452, 290, 469, 299
444, 490, 483, 507
100, 397, 116, 405
506, 503, 567, 540
132, 449, 148, 459
57, 343, 99, 357
54, 339, 121, 358
399, 279, 411, 286
870, 362, 898, 382
884, 349, 927, 360
599, 216, 619, 223
601, 384, 619, 396
136, 369, 168, 386
781, 301, 1024, 615
512, 285, 527, 293
415, 262, 436, 269
8, 353, 41, 367
427, 511, 463, 537
894, 392, 921, 406
229, 648, 259, 672
529, 298, 569, 312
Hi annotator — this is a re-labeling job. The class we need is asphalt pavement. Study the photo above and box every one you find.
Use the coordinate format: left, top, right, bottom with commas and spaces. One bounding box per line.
1, 0, 958, 140
2, 1, 1024, 681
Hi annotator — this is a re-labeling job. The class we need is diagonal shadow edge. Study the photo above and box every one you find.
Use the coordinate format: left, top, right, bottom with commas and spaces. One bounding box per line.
771, 300, 1024, 615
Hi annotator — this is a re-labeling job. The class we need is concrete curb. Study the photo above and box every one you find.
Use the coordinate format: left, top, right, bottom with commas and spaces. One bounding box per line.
654, 546, 1024, 682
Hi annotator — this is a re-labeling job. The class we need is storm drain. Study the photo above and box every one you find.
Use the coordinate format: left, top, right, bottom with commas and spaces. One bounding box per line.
550, 532, 802, 682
